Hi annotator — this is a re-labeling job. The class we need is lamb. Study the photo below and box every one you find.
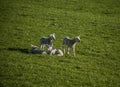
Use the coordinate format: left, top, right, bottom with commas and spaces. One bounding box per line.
40, 33, 55, 50
62, 36, 80, 56
30, 44, 46, 54
46, 45, 63, 56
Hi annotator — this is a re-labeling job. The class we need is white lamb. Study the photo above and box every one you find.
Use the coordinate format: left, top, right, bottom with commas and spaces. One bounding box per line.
40, 33, 55, 50
30, 44, 46, 54
46, 45, 63, 56
62, 36, 80, 56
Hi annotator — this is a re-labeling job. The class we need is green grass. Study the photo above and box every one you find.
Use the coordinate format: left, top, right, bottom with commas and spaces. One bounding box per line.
0, 0, 120, 87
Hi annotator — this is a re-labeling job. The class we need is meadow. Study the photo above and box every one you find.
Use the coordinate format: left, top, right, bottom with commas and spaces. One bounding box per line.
0, 0, 120, 87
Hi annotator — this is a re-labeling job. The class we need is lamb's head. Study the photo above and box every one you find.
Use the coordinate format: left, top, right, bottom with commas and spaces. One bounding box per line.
49, 33, 55, 40
31, 44, 38, 50
75, 36, 80, 42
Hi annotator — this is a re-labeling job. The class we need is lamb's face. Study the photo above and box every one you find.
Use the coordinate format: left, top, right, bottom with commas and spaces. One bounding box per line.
75, 36, 80, 42
50, 33, 55, 40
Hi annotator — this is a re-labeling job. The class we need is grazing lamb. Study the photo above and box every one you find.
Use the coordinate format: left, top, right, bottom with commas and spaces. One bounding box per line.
46, 45, 63, 56
30, 44, 46, 54
62, 36, 80, 56
40, 33, 55, 50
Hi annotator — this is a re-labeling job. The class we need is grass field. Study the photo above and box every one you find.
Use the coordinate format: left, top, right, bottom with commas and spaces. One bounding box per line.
0, 0, 120, 87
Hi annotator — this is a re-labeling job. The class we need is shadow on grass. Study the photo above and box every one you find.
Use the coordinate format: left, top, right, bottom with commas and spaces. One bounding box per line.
7, 47, 29, 54
0, 83, 5, 87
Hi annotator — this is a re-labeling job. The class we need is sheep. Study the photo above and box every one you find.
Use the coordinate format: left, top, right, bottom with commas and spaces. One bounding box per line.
46, 45, 63, 56
62, 36, 80, 56
40, 33, 55, 50
30, 44, 46, 54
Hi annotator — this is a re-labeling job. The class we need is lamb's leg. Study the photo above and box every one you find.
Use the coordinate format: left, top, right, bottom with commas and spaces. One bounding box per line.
41, 44, 45, 50
62, 45, 65, 54
72, 46, 76, 56
43, 45, 45, 50
50, 52, 52, 55
66, 46, 69, 54
58, 50, 63, 56
40, 44, 43, 50
50, 50, 54, 55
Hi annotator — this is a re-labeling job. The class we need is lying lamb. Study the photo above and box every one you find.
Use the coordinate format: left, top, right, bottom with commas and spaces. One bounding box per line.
30, 44, 46, 54
62, 36, 80, 56
40, 33, 55, 50
46, 45, 63, 56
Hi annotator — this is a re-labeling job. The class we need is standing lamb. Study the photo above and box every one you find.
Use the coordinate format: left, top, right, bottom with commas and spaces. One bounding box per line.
40, 33, 55, 50
62, 36, 80, 56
